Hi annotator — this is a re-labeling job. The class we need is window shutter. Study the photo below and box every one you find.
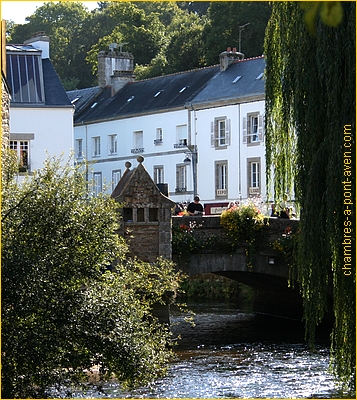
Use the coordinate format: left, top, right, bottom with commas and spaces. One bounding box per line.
242, 117, 247, 143
226, 118, 231, 145
258, 114, 264, 141
210, 121, 215, 146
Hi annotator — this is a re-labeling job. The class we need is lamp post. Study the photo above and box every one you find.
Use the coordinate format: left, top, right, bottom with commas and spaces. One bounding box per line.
183, 145, 198, 197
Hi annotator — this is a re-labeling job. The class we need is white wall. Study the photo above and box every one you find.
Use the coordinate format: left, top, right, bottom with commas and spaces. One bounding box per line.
74, 100, 270, 205
10, 107, 74, 172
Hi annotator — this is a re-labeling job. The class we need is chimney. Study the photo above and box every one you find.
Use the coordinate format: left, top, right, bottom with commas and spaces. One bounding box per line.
24, 31, 50, 59
219, 47, 244, 71
98, 44, 134, 94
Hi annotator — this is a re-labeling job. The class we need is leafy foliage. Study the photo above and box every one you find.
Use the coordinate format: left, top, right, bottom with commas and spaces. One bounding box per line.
6, 1, 271, 88
1, 155, 182, 398
220, 203, 267, 266
264, 2, 355, 391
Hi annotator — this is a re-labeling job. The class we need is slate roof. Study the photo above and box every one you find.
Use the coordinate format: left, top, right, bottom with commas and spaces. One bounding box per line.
67, 86, 103, 114
70, 66, 220, 125
191, 56, 265, 107
6, 44, 71, 107
42, 59, 72, 106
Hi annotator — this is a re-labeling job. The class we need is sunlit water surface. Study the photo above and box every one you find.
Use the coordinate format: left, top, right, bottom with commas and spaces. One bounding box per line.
72, 303, 344, 398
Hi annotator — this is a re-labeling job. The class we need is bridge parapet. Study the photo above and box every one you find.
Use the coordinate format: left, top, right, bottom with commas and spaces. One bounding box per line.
172, 215, 299, 244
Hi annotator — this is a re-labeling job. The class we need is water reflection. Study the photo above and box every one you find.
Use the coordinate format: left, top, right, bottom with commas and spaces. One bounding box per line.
76, 302, 341, 398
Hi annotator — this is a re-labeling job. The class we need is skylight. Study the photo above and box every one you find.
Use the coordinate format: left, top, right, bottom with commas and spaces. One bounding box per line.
127, 95, 135, 103
232, 76, 242, 84
154, 90, 163, 97
179, 86, 187, 93
90, 102, 98, 109
71, 96, 81, 104
256, 72, 264, 80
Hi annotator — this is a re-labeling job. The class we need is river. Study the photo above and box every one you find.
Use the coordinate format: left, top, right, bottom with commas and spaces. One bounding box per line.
75, 302, 345, 398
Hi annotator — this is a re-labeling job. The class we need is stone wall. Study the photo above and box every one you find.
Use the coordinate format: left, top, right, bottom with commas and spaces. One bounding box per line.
2, 76, 10, 151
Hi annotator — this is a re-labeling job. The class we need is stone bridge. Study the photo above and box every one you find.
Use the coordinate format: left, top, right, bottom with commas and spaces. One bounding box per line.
172, 216, 304, 318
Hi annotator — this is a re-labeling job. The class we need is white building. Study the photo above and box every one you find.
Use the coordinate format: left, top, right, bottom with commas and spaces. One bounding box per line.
68, 48, 268, 209
6, 33, 74, 175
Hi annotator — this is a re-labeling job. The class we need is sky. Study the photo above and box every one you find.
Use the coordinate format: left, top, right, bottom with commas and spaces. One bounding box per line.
1, 1, 99, 24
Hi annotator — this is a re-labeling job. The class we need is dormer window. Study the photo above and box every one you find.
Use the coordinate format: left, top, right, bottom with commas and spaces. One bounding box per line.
6, 52, 44, 103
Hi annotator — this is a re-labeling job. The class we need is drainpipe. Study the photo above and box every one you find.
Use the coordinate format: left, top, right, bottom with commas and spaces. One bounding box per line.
185, 104, 198, 197
238, 103, 242, 201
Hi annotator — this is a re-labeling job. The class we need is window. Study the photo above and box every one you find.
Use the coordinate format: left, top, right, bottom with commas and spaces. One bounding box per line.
132, 130, 144, 153
123, 208, 133, 222
243, 114, 264, 144
108, 134, 117, 155
247, 158, 261, 196
154, 166, 164, 184
10, 140, 29, 171
6, 53, 44, 103
112, 169, 121, 190
76, 139, 83, 158
176, 165, 187, 192
92, 137, 101, 157
215, 161, 228, 197
251, 162, 260, 187
137, 208, 145, 222
174, 125, 187, 148
211, 117, 231, 148
93, 172, 102, 196
154, 128, 163, 145
149, 208, 159, 222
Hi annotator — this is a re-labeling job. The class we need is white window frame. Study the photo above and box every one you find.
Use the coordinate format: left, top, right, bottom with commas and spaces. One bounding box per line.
176, 164, 187, 192
247, 157, 261, 196
93, 172, 102, 196
10, 140, 30, 171
92, 136, 101, 157
211, 117, 231, 148
154, 165, 164, 184
215, 160, 228, 197
132, 130, 144, 153
243, 113, 264, 145
154, 128, 163, 145
76, 139, 83, 159
108, 134, 118, 155
176, 125, 187, 147
112, 169, 121, 190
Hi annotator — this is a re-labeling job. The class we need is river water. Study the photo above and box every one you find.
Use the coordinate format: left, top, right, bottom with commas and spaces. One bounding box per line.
75, 302, 346, 399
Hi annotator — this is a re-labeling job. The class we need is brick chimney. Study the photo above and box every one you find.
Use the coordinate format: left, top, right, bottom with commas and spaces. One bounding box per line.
98, 44, 134, 95
219, 47, 244, 71
24, 32, 50, 59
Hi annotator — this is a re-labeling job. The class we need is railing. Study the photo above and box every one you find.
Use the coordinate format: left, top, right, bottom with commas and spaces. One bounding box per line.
131, 148, 145, 154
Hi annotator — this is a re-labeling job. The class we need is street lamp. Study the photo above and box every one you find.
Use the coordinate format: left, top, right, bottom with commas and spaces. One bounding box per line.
183, 145, 198, 197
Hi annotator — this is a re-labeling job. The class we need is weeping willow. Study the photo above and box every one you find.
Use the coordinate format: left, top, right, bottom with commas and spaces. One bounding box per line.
264, 2, 355, 391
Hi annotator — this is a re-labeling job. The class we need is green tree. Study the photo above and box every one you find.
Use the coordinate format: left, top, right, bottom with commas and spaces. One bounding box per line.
264, 2, 355, 392
203, 2, 271, 65
9, 1, 96, 89
1, 154, 182, 398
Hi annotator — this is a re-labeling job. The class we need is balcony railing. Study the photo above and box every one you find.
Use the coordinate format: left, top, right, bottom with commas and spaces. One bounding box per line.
173, 139, 187, 148
175, 187, 187, 193
131, 148, 145, 154
154, 139, 163, 145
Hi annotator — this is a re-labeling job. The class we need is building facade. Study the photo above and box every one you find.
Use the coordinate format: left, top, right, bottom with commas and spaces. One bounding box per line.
6, 33, 74, 176
68, 48, 268, 207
